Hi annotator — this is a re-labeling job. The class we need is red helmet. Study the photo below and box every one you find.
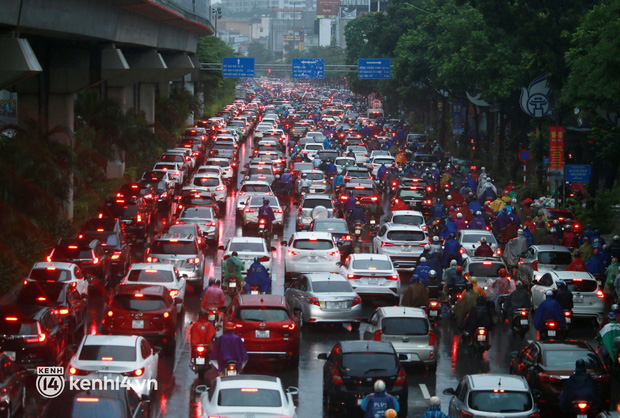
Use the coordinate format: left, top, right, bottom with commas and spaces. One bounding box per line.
456, 266, 463, 273
224, 322, 236, 331
498, 268, 507, 277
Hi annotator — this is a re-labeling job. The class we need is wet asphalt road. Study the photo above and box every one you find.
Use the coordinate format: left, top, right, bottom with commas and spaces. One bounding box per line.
23, 132, 607, 418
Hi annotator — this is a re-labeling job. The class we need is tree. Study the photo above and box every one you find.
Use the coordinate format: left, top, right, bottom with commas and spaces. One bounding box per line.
195, 36, 237, 116
247, 42, 273, 64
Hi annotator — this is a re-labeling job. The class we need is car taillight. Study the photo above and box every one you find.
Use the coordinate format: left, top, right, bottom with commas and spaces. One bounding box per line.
597, 289, 604, 298
327, 250, 339, 257
352, 296, 361, 306
494, 248, 502, 256
92, 257, 99, 265
137, 214, 142, 223
69, 367, 91, 376
53, 308, 70, 315
459, 411, 474, 418
25, 332, 46, 343
163, 312, 170, 318
306, 297, 320, 306
459, 248, 466, 254
107, 310, 114, 317
274, 208, 283, 213
332, 369, 344, 386
111, 251, 122, 260
122, 368, 144, 377
381, 242, 394, 247
373, 329, 382, 341
527, 413, 540, 418
347, 274, 357, 280
245, 208, 256, 213
287, 250, 299, 256
394, 368, 407, 386
146, 256, 159, 262
258, 256, 270, 262
532, 260, 538, 271
216, 186, 226, 191
188, 257, 201, 264
169, 289, 179, 297
389, 274, 399, 280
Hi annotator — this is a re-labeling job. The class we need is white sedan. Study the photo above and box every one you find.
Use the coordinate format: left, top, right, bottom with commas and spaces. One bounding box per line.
220, 237, 274, 274
26, 261, 89, 297
200, 375, 298, 418
183, 175, 227, 204
235, 181, 273, 214
120, 263, 186, 313
67, 335, 158, 399
241, 195, 284, 232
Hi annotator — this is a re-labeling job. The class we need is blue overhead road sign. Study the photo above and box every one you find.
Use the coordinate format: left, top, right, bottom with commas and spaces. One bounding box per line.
358, 59, 391, 79
222, 57, 255, 78
292, 58, 324, 79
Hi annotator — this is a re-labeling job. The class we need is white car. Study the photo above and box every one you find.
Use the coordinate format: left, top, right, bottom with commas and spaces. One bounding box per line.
152, 162, 184, 185
369, 156, 396, 177
241, 195, 284, 232
373, 223, 428, 270
200, 375, 298, 418
386, 210, 428, 232
120, 263, 186, 313
345, 145, 369, 165
457, 230, 500, 258
220, 237, 274, 274
195, 165, 223, 179
26, 261, 89, 297
184, 175, 227, 204
334, 156, 356, 173
302, 143, 324, 160
531, 270, 604, 317
284, 232, 341, 281
204, 158, 235, 183
296, 170, 327, 194
67, 335, 158, 399
235, 181, 273, 214
339, 253, 400, 304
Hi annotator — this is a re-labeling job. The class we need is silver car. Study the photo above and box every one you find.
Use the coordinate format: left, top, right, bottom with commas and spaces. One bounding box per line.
517, 245, 573, 285
457, 230, 500, 258
373, 223, 428, 270
296, 194, 335, 231
444, 374, 540, 418
177, 206, 219, 243
284, 273, 362, 328
146, 233, 205, 287
363, 306, 437, 370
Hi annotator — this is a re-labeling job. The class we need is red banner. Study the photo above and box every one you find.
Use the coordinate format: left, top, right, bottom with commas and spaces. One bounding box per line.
549, 126, 564, 171
317, 0, 340, 18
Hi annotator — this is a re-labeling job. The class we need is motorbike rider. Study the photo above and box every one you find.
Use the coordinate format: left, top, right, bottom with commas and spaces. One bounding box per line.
474, 237, 494, 257
421, 396, 449, 418
442, 259, 459, 289
211, 322, 249, 374
442, 234, 463, 268
454, 283, 479, 325
427, 269, 441, 300
348, 200, 367, 229
555, 280, 574, 312
454, 212, 467, 231
258, 198, 276, 233
332, 171, 345, 193
462, 295, 494, 342
490, 268, 514, 316
439, 217, 458, 241
561, 224, 579, 249
414, 257, 432, 285
430, 199, 445, 221
503, 229, 528, 267
534, 290, 566, 335
401, 274, 429, 308
365, 200, 385, 224
558, 359, 602, 413
298, 172, 313, 196
244, 257, 271, 293
504, 280, 531, 315
201, 279, 226, 323
567, 251, 587, 272
468, 211, 487, 230
444, 265, 467, 292
597, 311, 620, 367
377, 163, 388, 182
360, 379, 400, 418
325, 160, 338, 177
470, 277, 487, 299
222, 251, 244, 290
390, 197, 409, 212
190, 309, 217, 350
430, 235, 443, 255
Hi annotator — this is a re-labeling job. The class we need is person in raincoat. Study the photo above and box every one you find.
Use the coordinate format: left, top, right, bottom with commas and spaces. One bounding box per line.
401, 274, 429, 308
454, 283, 478, 325
578, 237, 595, 262
413, 258, 432, 285
597, 312, 620, 367
244, 258, 271, 293
222, 251, 245, 289
442, 235, 463, 267
604, 258, 620, 301
503, 229, 529, 267
439, 217, 458, 240
567, 251, 587, 272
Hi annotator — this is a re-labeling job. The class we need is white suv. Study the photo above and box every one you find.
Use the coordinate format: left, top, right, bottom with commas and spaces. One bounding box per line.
339, 253, 400, 304
531, 270, 604, 317
373, 223, 428, 270
284, 232, 340, 281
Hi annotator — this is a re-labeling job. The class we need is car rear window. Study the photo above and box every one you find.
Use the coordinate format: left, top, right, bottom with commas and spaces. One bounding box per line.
16, 283, 65, 305
179, 195, 215, 206
313, 221, 348, 233
302, 199, 333, 209
306, 144, 323, 150
566, 279, 598, 292
468, 390, 532, 413
207, 160, 230, 168
218, 388, 282, 407
352, 259, 393, 270
82, 232, 119, 247
237, 308, 290, 322
52, 247, 92, 261
0, 319, 38, 336
180, 207, 215, 219
240, 184, 270, 193
345, 169, 369, 178
193, 177, 219, 187
151, 241, 197, 255
468, 262, 504, 277
374, 158, 394, 165
346, 187, 375, 197
292, 239, 334, 250
341, 352, 396, 371
543, 350, 602, 369
249, 196, 278, 206
127, 269, 174, 283
397, 189, 427, 198
64, 398, 124, 418
29, 268, 72, 282
229, 242, 266, 252
161, 154, 184, 163
114, 295, 167, 311
312, 281, 353, 293
391, 215, 425, 226
462, 234, 496, 244
386, 231, 426, 242
382, 317, 428, 336
305, 172, 324, 180
79, 345, 137, 362
538, 251, 572, 265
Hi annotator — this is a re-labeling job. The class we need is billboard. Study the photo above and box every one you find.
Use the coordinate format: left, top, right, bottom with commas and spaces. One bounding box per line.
317, 0, 340, 18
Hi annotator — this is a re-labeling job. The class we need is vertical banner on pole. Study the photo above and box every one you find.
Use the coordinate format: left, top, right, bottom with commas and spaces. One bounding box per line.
549, 126, 564, 172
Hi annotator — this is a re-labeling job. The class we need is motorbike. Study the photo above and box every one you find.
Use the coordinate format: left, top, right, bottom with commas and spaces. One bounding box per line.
540, 319, 563, 341
472, 327, 490, 359
224, 360, 239, 377
447, 284, 467, 312
368, 216, 380, 236
426, 299, 441, 324
564, 309, 573, 332
352, 220, 364, 242
258, 217, 271, 247
496, 294, 509, 321
571, 400, 594, 418
511, 308, 530, 338
227, 278, 241, 298
190, 344, 214, 383
248, 284, 262, 295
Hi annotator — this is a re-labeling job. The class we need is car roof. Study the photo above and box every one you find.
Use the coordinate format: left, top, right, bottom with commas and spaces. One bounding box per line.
467, 374, 530, 391
218, 374, 280, 388
534, 340, 593, 352
304, 273, 348, 283
460, 230, 494, 236
340, 340, 396, 354
237, 294, 288, 308
378, 306, 427, 318
32, 261, 76, 270
229, 237, 266, 244
349, 253, 392, 262
83, 334, 139, 347
384, 223, 425, 232
313, 218, 346, 224
548, 271, 596, 280
291, 231, 334, 239
529, 245, 572, 252
390, 210, 424, 217
156, 233, 196, 241
301, 193, 332, 200
128, 263, 176, 272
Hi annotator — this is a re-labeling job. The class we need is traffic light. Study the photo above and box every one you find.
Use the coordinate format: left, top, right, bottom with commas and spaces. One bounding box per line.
217, 7, 222, 19
268, 68, 272, 74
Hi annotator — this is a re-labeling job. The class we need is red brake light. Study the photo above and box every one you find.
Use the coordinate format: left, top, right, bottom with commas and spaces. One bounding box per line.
169, 289, 179, 297
287, 250, 299, 256
381, 242, 394, 247
373, 329, 382, 341
394, 368, 407, 385
352, 296, 361, 306
332, 369, 344, 386
547, 321, 556, 329
196, 346, 206, 354
532, 260, 538, 271
163, 312, 170, 318
122, 368, 144, 377
306, 297, 320, 306
597, 289, 604, 298
429, 331, 436, 346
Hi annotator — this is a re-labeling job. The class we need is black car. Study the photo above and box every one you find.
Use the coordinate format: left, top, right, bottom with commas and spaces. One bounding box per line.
394, 185, 432, 216
43, 388, 149, 418
48, 238, 112, 287
0, 305, 68, 372
0, 353, 27, 417
119, 202, 153, 244
318, 340, 408, 416
79, 229, 131, 278
15, 281, 88, 341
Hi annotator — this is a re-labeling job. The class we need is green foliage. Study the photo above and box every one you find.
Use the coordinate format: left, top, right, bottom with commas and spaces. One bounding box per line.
196, 36, 237, 117
247, 42, 274, 64
573, 189, 620, 233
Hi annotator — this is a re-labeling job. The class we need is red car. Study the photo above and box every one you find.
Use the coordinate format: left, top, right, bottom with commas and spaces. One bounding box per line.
225, 295, 300, 368
102, 284, 179, 352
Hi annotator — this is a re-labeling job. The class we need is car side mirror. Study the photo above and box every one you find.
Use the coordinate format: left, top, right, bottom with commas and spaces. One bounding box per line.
218, 245, 225, 250
271, 246, 277, 252
195, 385, 208, 395
531, 279, 538, 285
443, 388, 456, 395
281, 241, 287, 246
287, 386, 299, 397
398, 354, 408, 361
317, 353, 328, 360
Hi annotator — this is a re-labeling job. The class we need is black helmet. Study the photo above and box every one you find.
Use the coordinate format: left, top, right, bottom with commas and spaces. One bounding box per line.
465, 282, 473, 290
199, 309, 209, 320
263, 198, 269, 205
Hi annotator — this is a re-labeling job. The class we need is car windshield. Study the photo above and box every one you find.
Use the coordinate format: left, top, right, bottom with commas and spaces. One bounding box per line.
346, 170, 369, 178
398, 189, 427, 198
229, 242, 266, 252
468, 262, 504, 277
78, 345, 137, 362
29, 268, 72, 282
539, 251, 572, 265
127, 269, 174, 283
114, 295, 166, 311
543, 350, 602, 369
207, 160, 230, 168
341, 352, 396, 370
468, 390, 532, 413
249, 196, 278, 206
52, 247, 92, 261
314, 221, 348, 233
16, 283, 65, 305
352, 259, 393, 270
180, 207, 214, 219
292, 239, 334, 250
374, 158, 394, 165
391, 215, 424, 226
192, 177, 219, 187
305, 172, 324, 180
237, 308, 290, 322
347, 187, 375, 197
382, 317, 428, 336
302, 199, 333, 209
462, 234, 496, 244
151, 241, 197, 255
312, 281, 353, 293
218, 388, 282, 407
566, 279, 598, 292
81, 232, 119, 247
386, 230, 426, 242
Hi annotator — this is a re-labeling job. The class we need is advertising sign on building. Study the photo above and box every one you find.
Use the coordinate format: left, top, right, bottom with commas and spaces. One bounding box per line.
317, 0, 340, 18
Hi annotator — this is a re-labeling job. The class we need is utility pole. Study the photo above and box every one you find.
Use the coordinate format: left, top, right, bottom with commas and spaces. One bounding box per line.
211, 6, 222, 35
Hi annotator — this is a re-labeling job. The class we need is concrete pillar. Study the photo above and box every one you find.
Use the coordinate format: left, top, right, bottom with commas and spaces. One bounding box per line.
139, 82, 156, 129
183, 74, 195, 126
17, 93, 40, 126
159, 81, 170, 98
106, 85, 133, 114
48, 93, 75, 219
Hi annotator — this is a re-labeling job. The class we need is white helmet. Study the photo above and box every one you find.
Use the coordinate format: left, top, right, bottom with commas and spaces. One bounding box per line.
374, 379, 386, 392
456, 212, 463, 219
424, 244, 430, 250
420, 257, 427, 263
450, 259, 458, 267
430, 396, 441, 406
447, 195, 452, 200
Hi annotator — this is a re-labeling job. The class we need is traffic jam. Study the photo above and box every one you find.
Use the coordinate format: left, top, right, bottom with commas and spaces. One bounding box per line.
2, 80, 618, 418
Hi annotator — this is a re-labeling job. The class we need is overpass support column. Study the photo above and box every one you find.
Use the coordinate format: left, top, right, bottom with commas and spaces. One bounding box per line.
138, 82, 156, 129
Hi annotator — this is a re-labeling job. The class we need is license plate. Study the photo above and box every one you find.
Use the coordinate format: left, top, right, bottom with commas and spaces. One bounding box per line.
132, 320, 144, 329
548, 330, 556, 337
368, 278, 378, 285
229, 281, 237, 288
308, 257, 318, 263
566, 317, 571, 324
477, 335, 486, 342
357, 399, 363, 406
255, 330, 270, 338
208, 314, 215, 321
370, 219, 376, 225
402, 245, 412, 252
196, 357, 205, 365
250, 290, 259, 295
4, 351, 15, 361
520, 319, 529, 325
573, 294, 584, 303
259, 224, 265, 230
577, 415, 587, 418
355, 229, 361, 235
430, 310, 438, 317
329, 301, 345, 309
